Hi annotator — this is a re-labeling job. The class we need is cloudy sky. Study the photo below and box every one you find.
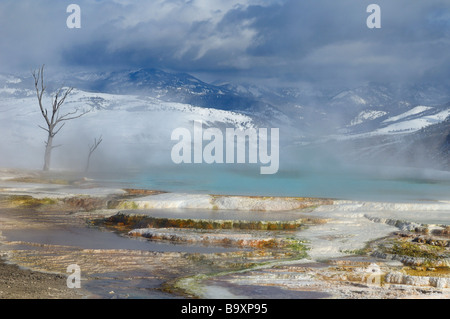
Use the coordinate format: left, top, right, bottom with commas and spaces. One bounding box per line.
0, 0, 449, 89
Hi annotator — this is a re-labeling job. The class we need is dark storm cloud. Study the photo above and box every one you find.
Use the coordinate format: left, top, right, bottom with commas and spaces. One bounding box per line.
0, 0, 449, 88
219, 0, 450, 87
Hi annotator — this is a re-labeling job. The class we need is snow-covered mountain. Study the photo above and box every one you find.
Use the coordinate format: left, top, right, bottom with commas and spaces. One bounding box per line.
1, 69, 449, 170
214, 81, 450, 139
56, 68, 283, 121
0, 73, 259, 170
320, 116, 450, 170
216, 81, 450, 169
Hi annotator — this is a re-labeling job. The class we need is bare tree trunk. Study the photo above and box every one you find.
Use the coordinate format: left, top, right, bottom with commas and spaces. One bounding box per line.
85, 155, 91, 173
85, 136, 103, 173
43, 134, 53, 171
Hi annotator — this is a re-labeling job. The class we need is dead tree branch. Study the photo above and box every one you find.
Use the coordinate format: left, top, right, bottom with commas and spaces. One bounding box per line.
85, 135, 103, 173
32, 65, 89, 171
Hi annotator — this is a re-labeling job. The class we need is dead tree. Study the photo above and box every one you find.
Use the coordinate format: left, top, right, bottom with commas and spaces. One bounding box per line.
32, 65, 89, 171
85, 135, 103, 173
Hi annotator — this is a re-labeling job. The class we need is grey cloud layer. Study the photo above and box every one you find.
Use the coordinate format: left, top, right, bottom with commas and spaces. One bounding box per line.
0, 0, 448, 88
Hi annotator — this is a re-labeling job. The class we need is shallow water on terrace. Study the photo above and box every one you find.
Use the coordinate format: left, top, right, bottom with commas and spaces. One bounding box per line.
81, 272, 182, 299
92, 164, 450, 202
1, 223, 247, 298
2, 225, 242, 254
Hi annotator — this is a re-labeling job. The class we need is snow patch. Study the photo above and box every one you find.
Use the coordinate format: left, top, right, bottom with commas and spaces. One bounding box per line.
350, 110, 387, 126
383, 106, 433, 123
333, 91, 367, 105
375, 109, 450, 134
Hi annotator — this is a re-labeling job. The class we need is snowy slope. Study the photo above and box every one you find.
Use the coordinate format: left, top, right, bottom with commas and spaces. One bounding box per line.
350, 110, 387, 126
58, 68, 278, 118
383, 106, 434, 123
0, 77, 256, 170
1, 70, 450, 171
375, 109, 450, 134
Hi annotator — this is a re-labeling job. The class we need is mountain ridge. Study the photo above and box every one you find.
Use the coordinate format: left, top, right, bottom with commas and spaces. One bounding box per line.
1, 68, 449, 170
